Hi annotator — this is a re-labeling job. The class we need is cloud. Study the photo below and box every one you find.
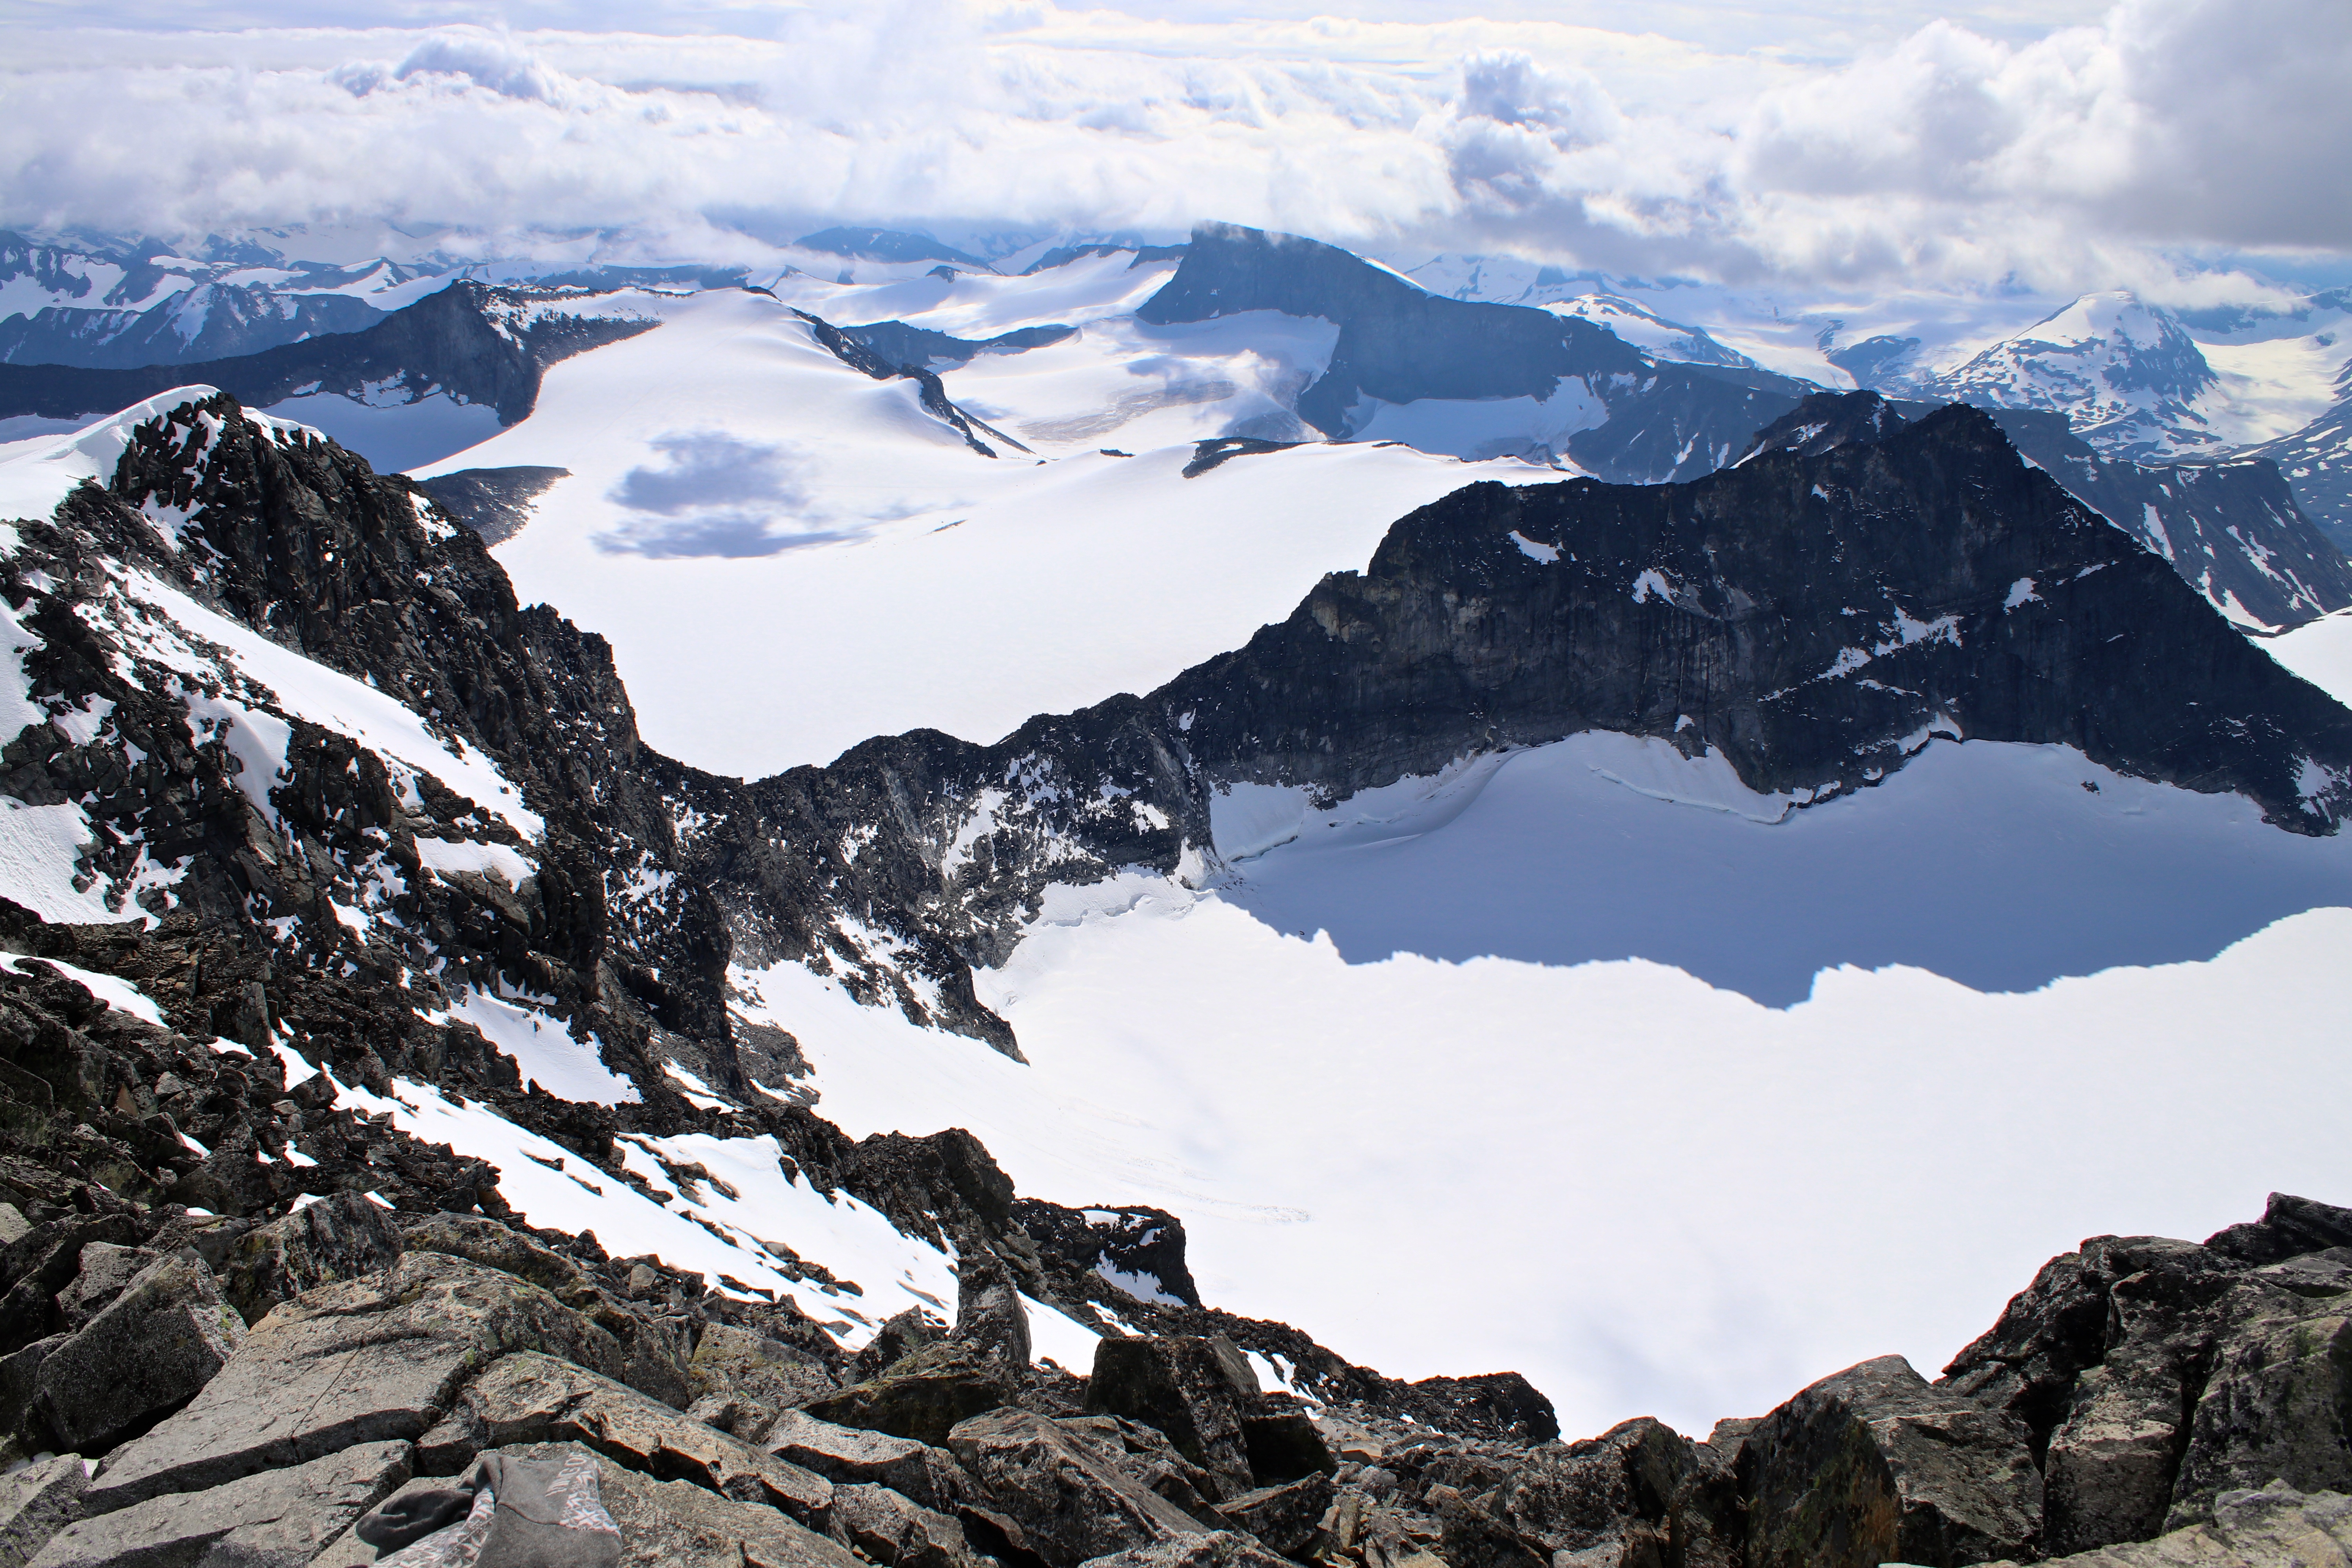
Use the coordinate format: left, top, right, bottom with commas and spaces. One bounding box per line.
0, 0, 2343, 299
597, 431, 846, 557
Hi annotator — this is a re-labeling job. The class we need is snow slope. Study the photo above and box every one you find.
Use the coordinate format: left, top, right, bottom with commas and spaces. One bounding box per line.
734, 734, 2352, 1442
419, 283, 1557, 777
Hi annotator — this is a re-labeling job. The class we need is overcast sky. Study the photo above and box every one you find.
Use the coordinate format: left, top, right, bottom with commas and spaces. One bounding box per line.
0, 0, 2340, 302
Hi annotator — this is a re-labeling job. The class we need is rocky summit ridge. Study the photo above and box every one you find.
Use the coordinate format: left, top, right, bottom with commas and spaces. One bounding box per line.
0, 392, 2347, 1564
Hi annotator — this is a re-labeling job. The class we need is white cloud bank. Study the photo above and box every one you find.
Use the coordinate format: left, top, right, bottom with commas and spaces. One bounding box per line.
0, 0, 2344, 299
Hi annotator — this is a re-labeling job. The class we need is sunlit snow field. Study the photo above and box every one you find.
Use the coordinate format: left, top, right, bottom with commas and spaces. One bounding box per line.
747, 723, 2352, 1439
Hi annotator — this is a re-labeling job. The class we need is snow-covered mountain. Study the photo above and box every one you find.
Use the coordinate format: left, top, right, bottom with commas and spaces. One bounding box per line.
4, 379, 2351, 1462
1929, 292, 2226, 460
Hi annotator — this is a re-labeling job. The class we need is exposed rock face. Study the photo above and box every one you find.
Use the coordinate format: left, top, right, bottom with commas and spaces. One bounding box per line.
1495, 1417, 1688, 1568
1997, 1481, 2352, 1568
1137, 222, 1805, 479
763, 1408, 975, 1513
1016, 1202, 1202, 1309
0, 1454, 85, 1568
1741, 1354, 2043, 1568
2239, 399, 2352, 553
1215, 1472, 1335, 1556
687, 1322, 839, 1414
413, 465, 572, 547
0, 281, 658, 425
955, 1254, 1034, 1379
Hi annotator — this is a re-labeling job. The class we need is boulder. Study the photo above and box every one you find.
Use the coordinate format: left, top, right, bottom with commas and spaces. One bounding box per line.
688, 1323, 838, 1412
317, 1442, 866, 1568
1940, 1238, 2241, 1456
1744, 1354, 2042, 1568
1497, 1417, 1690, 1568
0, 1454, 85, 1568
1239, 1412, 1335, 1485
218, 1192, 405, 1323
0, 1215, 142, 1356
1428, 1485, 1549, 1568
0, 1335, 64, 1455
1057, 1415, 1228, 1521
2043, 1348, 2195, 1555
804, 1341, 1013, 1447
832, 1481, 985, 1568
1074, 1532, 1294, 1568
452, 1350, 834, 1524
2167, 1300, 2352, 1527
33, 1253, 246, 1454
54, 1245, 160, 1330
1985, 1481, 2352, 1568
80, 1250, 624, 1513
25, 1439, 410, 1568
1214, 1472, 1334, 1558
946, 1407, 1210, 1567
955, 1255, 1033, 1377
1085, 1337, 1255, 1493
397, 1213, 592, 1299
853, 1307, 948, 1382
764, 1407, 974, 1511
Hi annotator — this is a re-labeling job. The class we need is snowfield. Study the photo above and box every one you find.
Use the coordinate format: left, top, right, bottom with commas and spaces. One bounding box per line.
738, 729, 2352, 1441
415, 282, 1561, 777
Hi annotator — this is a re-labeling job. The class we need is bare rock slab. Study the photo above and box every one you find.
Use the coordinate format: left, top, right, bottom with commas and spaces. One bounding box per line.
763, 1407, 972, 1511
312, 1442, 864, 1568
454, 1351, 833, 1524
81, 1250, 621, 1513
27, 1439, 410, 1568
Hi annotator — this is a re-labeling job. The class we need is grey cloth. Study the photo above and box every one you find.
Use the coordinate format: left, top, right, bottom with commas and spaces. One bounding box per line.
355, 1451, 622, 1568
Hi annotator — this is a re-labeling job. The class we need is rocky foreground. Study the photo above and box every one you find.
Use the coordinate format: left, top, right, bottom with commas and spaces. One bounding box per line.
1, 386, 2350, 1567
4, 1002, 2352, 1568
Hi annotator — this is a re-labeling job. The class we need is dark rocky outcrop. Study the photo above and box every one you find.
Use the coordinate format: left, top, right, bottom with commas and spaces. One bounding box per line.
1137, 222, 1806, 479
841, 319, 1076, 370
2238, 397, 2352, 553
412, 465, 571, 546
1976, 405, 2352, 630
0, 281, 657, 426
